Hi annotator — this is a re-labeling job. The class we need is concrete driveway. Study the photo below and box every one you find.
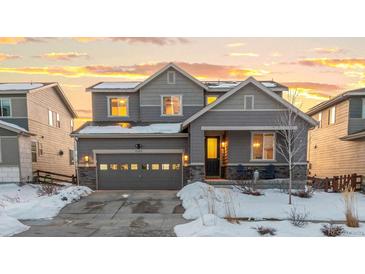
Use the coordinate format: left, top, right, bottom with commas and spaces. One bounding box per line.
18, 190, 187, 237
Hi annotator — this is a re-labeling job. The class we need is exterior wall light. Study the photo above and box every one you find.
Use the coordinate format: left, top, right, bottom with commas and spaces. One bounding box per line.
84, 155, 89, 163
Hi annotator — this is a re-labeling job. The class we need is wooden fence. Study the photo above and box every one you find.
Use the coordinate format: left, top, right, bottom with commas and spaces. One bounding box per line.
308, 173, 362, 192
33, 170, 77, 185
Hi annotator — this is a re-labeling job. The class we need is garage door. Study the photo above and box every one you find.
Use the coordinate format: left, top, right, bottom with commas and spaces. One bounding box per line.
97, 153, 182, 190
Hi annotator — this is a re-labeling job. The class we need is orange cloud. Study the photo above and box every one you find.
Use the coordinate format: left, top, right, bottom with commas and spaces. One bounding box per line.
73, 37, 190, 45
0, 62, 270, 80
226, 42, 245, 47
283, 81, 341, 97
0, 37, 44, 44
229, 52, 259, 57
36, 52, 89, 61
311, 47, 344, 54
297, 58, 365, 69
0, 53, 20, 62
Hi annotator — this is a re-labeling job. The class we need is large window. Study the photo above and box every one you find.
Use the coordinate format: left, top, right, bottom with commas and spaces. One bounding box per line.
328, 106, 336, 125
244, 95, 254, 110
109, 97, 129, 117
0, 98, 11, 117
161, 95, 182, 116
206, 95, 218, 105
251, 133, 275, 160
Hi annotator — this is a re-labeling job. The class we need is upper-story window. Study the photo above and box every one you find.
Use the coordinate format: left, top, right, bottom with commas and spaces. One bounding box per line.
48, 110, 54, 126
56, 113, 61, 128
48, 110, 60, 127
362, 98, 365, 119
70, 119, 74, 131
108, 97, 129, 117
244, 95, 254, 110
318, 111, 322, 128
167, 71, 176, 84
206, 95, 218, 105
328, 106, 336, 125
0, 98, 11, 117
161, 95, 182, 116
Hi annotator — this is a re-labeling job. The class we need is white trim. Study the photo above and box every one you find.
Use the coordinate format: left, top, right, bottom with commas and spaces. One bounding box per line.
182, 77, 317, 128
209, 108, 287, 112
243, 95, 254, 110
250, 131, 276, 161
107, 96, 130, 118
189, 162, 205, 166
0, 97, 12, 118
167, 71, 176, 84
201, 126, 297, 131
140, 104, 160, 107
184, 104, 204, 107
160, 94, 183, 116
226, 162, 307, 166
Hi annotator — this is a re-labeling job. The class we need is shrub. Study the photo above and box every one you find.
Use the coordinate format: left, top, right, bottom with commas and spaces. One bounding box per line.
254, 226, 277, 236
321, 224, 344, 237
288, 207, 309, 227
342, 186, 359, 228
292, 188, 313, 198
39, 183, 58, 196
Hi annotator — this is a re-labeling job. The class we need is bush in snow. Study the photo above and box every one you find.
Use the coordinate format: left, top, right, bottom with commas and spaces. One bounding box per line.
321, 224, 344, 237
288, 207, 309, 227
39, 183, 59, 196
342, 186, 359, 228
254, 226, 277, 236
291, 188, 313, 199
222, 189, 238, 222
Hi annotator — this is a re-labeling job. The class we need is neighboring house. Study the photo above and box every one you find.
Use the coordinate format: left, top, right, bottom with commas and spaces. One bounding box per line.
307, 88, 365, 178
0, 83, 77, 183
72, 63, 316, 190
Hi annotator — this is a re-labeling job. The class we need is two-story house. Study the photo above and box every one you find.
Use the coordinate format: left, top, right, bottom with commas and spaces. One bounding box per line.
72, 63, 316, 190
307, 88, 365, 178
0, 83, 77, 183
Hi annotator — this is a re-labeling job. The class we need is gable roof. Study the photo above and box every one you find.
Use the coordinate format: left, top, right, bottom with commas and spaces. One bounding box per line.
182, 77, 317, 128
0, 120, 31, 135
307, 87, 365, 116
0, 82, 77, 118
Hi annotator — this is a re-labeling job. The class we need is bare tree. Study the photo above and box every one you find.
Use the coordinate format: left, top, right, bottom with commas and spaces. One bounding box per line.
276, 90, 307, 204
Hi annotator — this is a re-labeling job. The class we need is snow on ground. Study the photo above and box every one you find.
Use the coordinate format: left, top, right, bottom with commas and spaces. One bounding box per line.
174, 214, 365, 237
0, 183, 92, 236
177, 182, 365, 221
175, 182, 365, 237
78, 123, 181, 134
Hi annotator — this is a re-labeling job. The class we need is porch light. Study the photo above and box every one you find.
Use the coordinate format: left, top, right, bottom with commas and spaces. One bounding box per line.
221, 141, 226, 148
183, 154, 189, 162
253, 143, 261, 148
84, 155, 90, 163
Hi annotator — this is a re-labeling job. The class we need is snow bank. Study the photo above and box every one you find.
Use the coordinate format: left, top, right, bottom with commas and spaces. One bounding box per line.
78, 123, 181, 134
0, 184, 92, 236
174, 214, 365, 237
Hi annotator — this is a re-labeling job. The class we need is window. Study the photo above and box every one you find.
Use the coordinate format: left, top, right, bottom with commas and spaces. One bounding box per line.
318, 112, 322, 128
0, 98, 11, 117
206, 95, 218, 105
69, 149, 74, 165
142, 164, 150, 170
244, 95, 254, 110
151, 164, 160, 170
207, 138, 218, 159
251, 133, 275, 160
70, 119, 74, 131
109, 97, 129, 117
162, 95, 182, 116
362, 99, 365, 119
48, 110, 53, 126
56, 113, 61, 128
172, 164, 181, 170
328, 106, 336, 125
167, 71, 176, 84
120, 164, 129, 170
110, 164, 118, 170
99, 164, 108, 170
31, 141, 37, 162
38, 142, 43, 156
162, 164, 170, 170
130, 164, 138, 170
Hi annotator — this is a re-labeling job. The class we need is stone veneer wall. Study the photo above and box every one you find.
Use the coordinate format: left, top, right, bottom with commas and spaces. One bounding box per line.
78, 166, 97, 190
186, 165, 205, 183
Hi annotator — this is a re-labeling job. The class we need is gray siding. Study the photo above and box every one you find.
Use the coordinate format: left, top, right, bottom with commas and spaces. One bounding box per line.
348, 97, 365, 134
0, 136, 19, 166
0, 94, 28, 129
140, 68, 204, 113
215, 83, 284, 110
92, 92, 140, 122
0, 127, 17, 136
140, 106, 202, 122
0, 118, 28, 130
77, 137, 188, 165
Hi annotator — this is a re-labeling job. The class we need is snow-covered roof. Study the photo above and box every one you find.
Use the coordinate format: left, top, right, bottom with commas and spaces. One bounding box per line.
91, 82, 141, 90
78, 123, 181, 134
204, 81, 287, 91
0, 120, 30, 134
0, 83, 44, 91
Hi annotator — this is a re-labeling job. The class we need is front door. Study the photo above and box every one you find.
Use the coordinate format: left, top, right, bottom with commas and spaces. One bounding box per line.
205, 137, 220, 177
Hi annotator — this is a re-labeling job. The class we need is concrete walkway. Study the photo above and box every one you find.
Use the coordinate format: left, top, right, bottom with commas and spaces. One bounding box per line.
18, 190, 187, 237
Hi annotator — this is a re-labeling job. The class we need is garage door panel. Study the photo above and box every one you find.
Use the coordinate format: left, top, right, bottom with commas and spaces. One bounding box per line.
97, 153, 182, 190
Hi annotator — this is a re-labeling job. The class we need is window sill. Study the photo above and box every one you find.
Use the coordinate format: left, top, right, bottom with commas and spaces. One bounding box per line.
160, 114, 183, 117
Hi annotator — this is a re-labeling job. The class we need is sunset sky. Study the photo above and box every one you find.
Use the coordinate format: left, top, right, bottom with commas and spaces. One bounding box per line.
1, 37, 365, 118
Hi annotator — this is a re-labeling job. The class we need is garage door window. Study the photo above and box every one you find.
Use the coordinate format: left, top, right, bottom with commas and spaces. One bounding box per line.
151, 164, 160, 170
172, 164, 181, 170
142, 164, 150, 170
131, 164, 138, 170
110, 164, 118, 170
162, 164, 170, 170
100, 164, 108, 170
121, 164, 129, 170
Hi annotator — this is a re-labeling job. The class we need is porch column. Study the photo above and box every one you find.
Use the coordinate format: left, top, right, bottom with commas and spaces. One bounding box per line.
188, 124, 205, 182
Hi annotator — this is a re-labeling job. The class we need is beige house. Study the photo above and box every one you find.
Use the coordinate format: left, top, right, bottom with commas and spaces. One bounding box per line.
0, 83, 77, 183
307, 88, 365, 178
